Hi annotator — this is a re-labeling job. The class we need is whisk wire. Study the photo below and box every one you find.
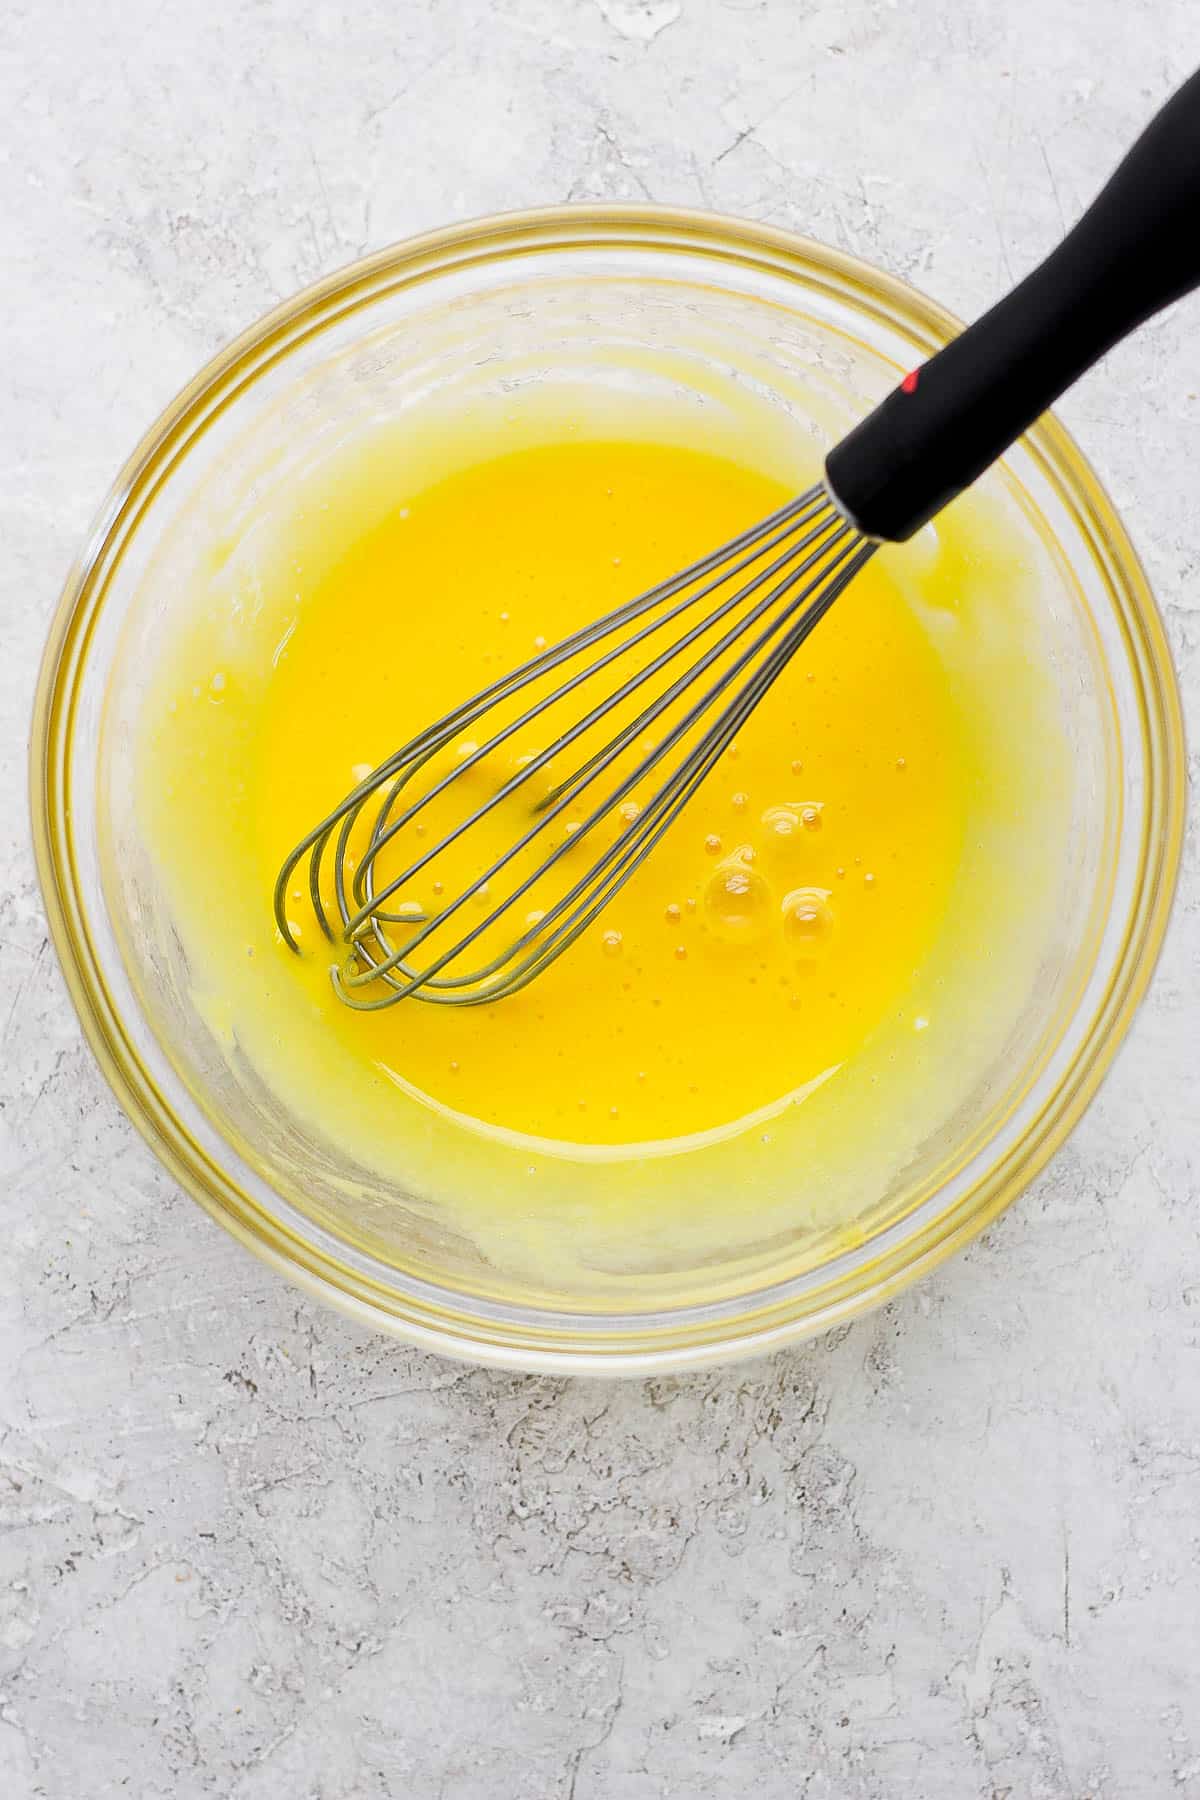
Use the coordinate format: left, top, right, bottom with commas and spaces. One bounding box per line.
343, 501, 850, 960
276, 490, 827, 945
276, 483, 872, 1008
392, 535, 877, 1010
343, 520, 862, 999
343, 490, 837, 921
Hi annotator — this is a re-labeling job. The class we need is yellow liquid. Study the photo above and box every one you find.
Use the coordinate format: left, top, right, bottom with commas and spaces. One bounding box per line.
150, 437, 969, 1155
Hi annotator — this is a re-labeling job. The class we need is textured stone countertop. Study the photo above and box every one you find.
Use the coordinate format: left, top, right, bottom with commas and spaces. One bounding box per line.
3, 2, 1199, 1795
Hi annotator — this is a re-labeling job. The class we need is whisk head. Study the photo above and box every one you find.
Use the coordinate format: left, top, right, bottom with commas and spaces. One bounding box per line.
274, 480, 872, 1008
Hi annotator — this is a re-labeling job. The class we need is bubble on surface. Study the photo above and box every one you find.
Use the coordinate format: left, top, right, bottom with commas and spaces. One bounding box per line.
781, 886, 835, 956
705, 859, 772, 942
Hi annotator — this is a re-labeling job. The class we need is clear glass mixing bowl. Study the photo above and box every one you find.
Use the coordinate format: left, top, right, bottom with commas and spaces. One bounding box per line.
31, 208, 1185, 1372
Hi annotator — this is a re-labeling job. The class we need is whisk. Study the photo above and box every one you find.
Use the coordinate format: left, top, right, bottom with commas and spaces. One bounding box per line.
277, 70, 1200, 1009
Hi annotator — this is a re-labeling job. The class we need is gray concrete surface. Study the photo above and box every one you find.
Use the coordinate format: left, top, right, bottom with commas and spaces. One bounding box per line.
4, 1, 1200, 1794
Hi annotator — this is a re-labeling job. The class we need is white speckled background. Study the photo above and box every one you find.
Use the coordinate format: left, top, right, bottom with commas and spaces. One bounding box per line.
3, 2, 1199, 1794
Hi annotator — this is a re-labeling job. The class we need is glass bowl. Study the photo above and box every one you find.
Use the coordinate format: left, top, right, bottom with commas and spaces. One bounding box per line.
31, 207, 1185, 1373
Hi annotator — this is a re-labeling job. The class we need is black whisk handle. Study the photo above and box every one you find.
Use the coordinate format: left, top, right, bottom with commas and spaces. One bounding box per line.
825, 67, 1200, 542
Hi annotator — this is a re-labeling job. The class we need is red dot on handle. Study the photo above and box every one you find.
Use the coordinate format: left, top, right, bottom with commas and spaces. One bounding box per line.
901, 368, 920, 394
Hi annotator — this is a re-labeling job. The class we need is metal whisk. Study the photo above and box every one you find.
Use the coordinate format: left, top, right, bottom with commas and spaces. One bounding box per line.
277, 70, 1200, 1008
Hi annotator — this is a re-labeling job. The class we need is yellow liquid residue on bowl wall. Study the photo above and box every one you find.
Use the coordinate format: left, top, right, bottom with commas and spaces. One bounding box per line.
131, 392, 1069, 1294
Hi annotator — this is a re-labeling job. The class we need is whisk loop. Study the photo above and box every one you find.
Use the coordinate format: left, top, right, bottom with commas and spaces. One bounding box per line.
275, 483, 872, 1007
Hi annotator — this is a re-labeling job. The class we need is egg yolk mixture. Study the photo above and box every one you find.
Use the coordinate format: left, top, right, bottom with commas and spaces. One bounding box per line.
141, 434, 972, 1159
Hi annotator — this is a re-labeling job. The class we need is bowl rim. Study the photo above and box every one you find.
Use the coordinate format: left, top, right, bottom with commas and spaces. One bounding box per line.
30, 203, 1187, 1373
